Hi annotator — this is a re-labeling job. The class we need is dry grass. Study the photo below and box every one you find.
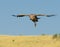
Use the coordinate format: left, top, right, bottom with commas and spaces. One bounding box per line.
0, 35, 60, 47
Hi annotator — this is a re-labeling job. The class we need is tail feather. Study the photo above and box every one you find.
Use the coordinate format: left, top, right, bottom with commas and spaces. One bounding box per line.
34, 22, 36, 27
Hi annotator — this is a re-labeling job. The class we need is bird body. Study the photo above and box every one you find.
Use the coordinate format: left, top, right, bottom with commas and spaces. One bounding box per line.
12, 14, 55, 27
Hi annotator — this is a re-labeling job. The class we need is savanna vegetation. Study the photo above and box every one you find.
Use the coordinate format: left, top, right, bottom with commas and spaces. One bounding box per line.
0, 34, 60, 47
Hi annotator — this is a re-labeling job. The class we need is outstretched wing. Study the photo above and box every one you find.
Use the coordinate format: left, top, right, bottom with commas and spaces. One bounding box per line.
12, 14, 29, 17
35, 14, 55, 17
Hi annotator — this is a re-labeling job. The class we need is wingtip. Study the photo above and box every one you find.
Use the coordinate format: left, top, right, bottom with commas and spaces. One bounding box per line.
12, 15, 17, 17
51, 14, 55, 16
47, 14, 55, 17
12, 15, 15, 16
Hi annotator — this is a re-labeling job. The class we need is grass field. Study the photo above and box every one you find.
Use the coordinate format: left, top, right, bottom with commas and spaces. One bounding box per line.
0, 35, 60, 47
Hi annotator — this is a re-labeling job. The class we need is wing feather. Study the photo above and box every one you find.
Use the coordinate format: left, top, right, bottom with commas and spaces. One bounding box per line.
35, 14, 47, 16
35, 14, 55, 17
12, 14, 29, 17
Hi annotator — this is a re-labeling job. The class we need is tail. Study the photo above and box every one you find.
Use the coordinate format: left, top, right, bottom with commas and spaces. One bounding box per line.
34, 22, 37, 27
